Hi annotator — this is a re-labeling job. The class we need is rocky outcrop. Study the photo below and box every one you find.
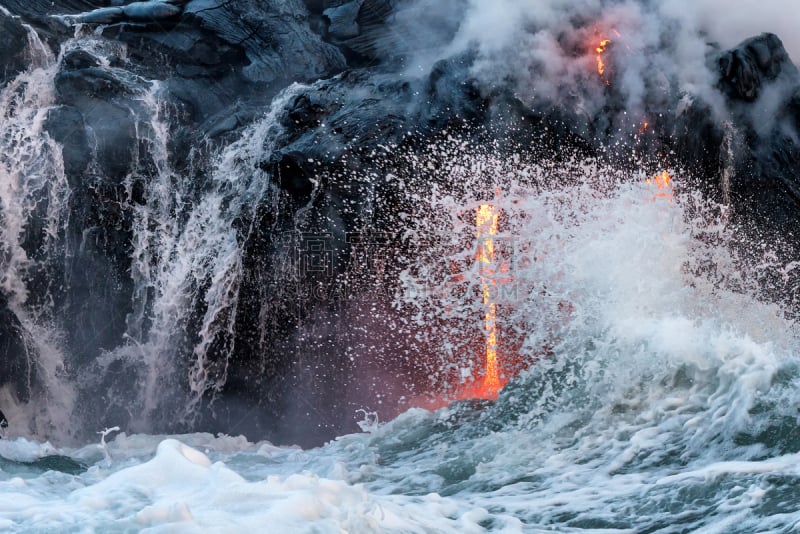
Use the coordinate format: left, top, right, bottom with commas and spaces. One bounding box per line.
0, 10, 33, 87
717, 34, 800, 229
719, 33, 796, 102
59, 1, 185, 25
0, 293, 34, 403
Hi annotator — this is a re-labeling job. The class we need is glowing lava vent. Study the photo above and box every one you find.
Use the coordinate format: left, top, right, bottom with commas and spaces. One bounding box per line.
646, 170, 674, 202
596, 38, 612, 76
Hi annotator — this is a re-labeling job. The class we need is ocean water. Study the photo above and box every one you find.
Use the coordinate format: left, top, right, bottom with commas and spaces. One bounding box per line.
3, 174, 800, 533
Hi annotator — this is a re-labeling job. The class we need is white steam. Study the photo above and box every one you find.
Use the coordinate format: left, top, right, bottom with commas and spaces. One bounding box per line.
662, 0, 800, 61
396, 0, 798, 128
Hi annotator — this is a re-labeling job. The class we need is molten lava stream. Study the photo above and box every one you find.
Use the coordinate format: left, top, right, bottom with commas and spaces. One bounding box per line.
596, 38, 612, 76
408, 203, 514, 412
467, 203, 506, 400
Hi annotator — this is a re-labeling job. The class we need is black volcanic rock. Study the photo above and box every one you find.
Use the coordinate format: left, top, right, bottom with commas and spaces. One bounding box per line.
4, 0, 348, 134
0, 11, 32, 87
0, 293, 34, 403
324, 0, 362, 40
62, 1, 184, 25
44, 106, 91, 179
312, 0, 462, 66
182, 0, 346, 84
54, 71, 143, 182
717, 34, 800, 230
41, 54, 157, 365
720, 33, 796, 101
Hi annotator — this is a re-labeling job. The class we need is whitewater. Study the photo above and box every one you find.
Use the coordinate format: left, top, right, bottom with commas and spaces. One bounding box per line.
3, 165, 800, 532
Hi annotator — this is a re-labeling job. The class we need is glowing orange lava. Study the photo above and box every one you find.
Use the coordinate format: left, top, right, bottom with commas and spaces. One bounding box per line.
410, 203, 516, 411
596, 39, 612, 76
475, 204, 503, 397
646, 170, 674, 202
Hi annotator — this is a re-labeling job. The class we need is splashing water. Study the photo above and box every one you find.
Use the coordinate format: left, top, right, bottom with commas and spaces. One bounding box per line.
0, 23, 75, 439
2, 141, 800, 530
0, 21, 305, 439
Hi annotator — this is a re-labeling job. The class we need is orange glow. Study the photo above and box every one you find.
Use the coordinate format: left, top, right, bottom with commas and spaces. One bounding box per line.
411, 203, 516, 411
646, 170, 674, 202
476, 204, 503, 397
596, 39, 612, 76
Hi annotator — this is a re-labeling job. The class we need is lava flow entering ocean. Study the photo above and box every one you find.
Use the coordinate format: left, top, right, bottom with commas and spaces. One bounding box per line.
475, 203, 505, 398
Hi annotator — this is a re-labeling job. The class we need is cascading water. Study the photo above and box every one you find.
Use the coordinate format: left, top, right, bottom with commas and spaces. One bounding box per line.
0, 21, 75, 439
93, 79, 303, 432
0, 21, 305, 439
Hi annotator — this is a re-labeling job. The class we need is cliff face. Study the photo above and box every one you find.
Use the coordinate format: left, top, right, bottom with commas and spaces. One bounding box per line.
0, 1, 798, 445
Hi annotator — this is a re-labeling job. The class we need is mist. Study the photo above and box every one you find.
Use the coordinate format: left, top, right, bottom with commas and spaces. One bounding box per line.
663, 0, 800, 61
390, 0, 798, 133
